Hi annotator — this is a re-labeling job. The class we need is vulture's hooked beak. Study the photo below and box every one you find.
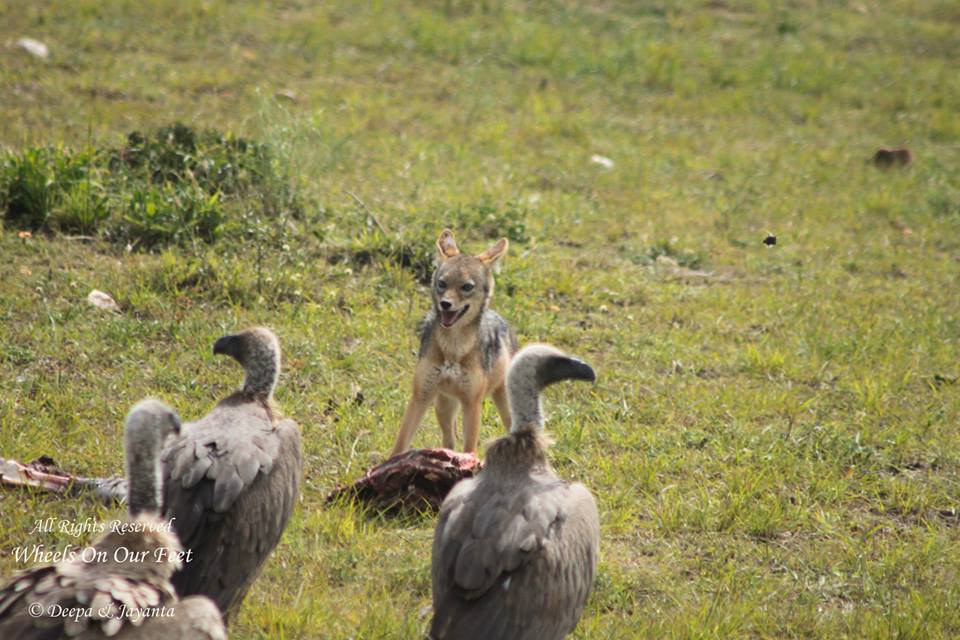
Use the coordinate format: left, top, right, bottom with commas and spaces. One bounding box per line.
213, 334, 239, 358
537, 355, 596, 388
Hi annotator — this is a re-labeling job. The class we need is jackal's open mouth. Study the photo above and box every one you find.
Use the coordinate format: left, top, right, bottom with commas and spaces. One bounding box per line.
440, 305, 469, 327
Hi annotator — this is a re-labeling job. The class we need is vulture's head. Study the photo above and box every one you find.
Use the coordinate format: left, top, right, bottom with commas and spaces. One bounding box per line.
214, 327, 281, 401
507, 344, 595, 432
124, 398, 181, 515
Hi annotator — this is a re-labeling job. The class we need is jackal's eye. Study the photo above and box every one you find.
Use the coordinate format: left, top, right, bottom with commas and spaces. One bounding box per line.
437, 279, 447, 291
461, 282, 475, 293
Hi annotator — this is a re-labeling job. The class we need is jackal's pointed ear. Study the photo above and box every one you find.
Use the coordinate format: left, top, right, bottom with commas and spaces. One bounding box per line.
436, 229, 460, 261
477, 237, 508, 269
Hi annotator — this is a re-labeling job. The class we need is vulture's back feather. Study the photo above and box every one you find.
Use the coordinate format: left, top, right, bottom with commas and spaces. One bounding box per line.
162, 395, 301, 620
0, 516, 226, 640
431, 471, 599, 640
430, 344, 599, 640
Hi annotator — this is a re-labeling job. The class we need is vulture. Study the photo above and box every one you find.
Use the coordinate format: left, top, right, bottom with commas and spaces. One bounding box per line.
0, 399, 226, 639
430, 344, 599, 640
161, 327, 301, 623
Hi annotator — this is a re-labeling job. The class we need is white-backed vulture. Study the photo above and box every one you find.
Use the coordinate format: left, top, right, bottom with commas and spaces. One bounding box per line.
161, 327, 301, 623
0, 399, 227, 639
430, 344, 599, 640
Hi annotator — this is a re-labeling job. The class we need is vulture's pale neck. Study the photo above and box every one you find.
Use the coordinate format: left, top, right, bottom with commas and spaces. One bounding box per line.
126, 438, 163, 515
216, 329, 281, 402
242, 339, 279, 402
124, 402, 176, 516
508, 376, 545, 434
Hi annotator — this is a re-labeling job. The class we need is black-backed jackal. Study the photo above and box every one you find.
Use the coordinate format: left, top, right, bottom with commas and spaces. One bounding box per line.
390, 229, 518, 456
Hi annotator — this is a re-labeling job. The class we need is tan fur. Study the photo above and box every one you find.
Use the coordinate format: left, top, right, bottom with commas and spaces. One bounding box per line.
390, 230, 514, 456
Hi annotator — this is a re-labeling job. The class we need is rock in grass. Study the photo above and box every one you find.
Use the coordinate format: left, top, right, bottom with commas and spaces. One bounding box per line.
15, 37, 49, 60
590, 154, 615, 169
86, 289, 120, 312
655, 255, 718, 282
274, 88, 298, 102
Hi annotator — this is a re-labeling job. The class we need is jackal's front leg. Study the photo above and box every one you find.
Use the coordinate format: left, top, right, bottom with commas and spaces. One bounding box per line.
434, 394, 460, 450
461, 394, 485, 454
390, 362, 438, 457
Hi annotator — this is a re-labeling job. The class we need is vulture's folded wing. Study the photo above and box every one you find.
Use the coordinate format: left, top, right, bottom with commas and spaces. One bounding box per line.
431, 476, 597, 640
162, 405, 300, 617
0, 534, 179, 639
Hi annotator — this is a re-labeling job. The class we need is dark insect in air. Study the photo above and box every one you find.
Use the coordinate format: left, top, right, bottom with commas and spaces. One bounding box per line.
764, 234, 776, 246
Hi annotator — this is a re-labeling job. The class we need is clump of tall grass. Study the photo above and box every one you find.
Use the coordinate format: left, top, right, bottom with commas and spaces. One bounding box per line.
0, 123, 301, 249
327, 196, 529, 284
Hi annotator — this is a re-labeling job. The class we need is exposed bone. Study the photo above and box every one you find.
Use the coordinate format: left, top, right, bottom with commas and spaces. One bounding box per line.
0, 456, 126, 504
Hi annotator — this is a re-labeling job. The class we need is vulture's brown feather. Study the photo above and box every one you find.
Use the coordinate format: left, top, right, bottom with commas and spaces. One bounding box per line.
0, 400, 226, 639
430, 344, 599, 640
162, 327, 301, 624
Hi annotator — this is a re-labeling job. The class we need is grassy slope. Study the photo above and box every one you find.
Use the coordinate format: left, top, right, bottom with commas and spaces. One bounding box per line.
1, 0, 959, 637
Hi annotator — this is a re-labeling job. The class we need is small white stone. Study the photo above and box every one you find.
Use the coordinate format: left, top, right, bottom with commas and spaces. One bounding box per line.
590, 154, 614, 169
655, 255, 679, 268
275, 88, 297, 102
87, 289, 120, 312
16, 37, 49, 60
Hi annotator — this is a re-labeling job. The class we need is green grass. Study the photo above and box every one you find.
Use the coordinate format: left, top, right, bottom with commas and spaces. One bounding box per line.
1, 0, 959, 637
